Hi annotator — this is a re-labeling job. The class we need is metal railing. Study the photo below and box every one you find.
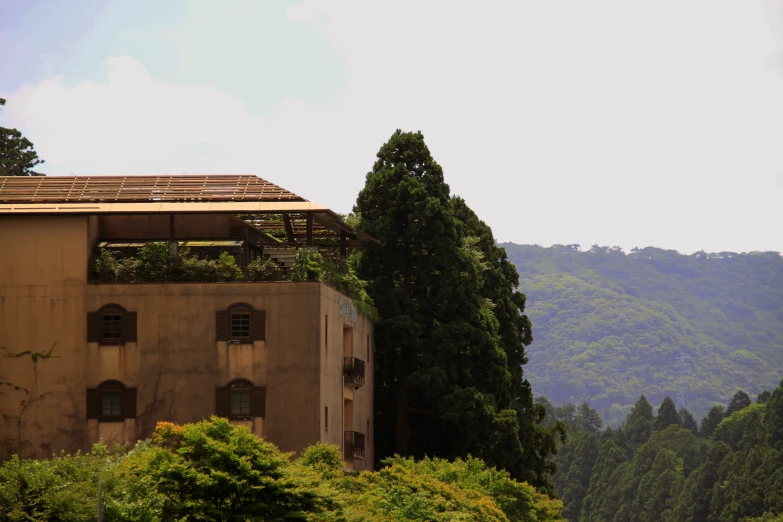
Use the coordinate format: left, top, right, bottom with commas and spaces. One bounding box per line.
344, 431, 365, 460
343, 357, 365, 387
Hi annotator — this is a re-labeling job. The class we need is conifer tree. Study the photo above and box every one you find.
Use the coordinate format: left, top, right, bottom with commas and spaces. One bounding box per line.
355, 130, 562, 490
700, 405, 725, 438
655, 397, 681, 430
623, 395, 654, 448
679, 408, 699, 435
726, 390, 752, 417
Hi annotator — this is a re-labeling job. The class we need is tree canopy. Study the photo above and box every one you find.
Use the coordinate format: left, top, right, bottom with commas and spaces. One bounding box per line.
354, 130, 563, 491
0, 98, 44, 176
548, 384, 783, 521
0, 417, 566, 521
503, 243, 783, 423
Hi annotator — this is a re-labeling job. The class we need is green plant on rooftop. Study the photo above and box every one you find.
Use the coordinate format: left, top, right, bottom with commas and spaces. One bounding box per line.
247, 257, 284, 282
88, 243, 378, 320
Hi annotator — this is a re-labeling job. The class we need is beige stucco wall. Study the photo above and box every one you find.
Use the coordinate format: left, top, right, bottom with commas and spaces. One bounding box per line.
318, 286, 374, 471
0, 215, 373, 467
0, 215, 91, 460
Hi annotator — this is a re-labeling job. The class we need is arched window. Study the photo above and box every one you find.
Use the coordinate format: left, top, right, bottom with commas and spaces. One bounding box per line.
87, 304, 137, 344
216, 379, 266, 419
216, 303, 266, 342
86, 380, 137, 421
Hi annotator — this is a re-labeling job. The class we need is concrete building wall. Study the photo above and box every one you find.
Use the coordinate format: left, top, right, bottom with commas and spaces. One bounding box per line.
318, 286, 374, 471
0, 215, 91, 460
0, 215, 373, 468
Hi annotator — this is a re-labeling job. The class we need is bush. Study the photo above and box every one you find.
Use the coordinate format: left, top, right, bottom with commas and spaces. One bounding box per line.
290, 249, 325, 282
247, 257, 285, 282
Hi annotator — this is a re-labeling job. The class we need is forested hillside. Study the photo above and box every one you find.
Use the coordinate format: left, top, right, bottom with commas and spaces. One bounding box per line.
503, 244, 783, 423
543, 384, 783, 521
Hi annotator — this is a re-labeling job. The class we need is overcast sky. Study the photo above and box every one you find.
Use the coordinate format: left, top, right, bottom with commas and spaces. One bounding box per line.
1, 0, 781, 254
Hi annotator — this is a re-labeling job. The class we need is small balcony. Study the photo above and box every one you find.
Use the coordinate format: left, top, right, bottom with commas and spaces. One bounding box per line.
344, 431, 365, 460
343, 357, 365, 388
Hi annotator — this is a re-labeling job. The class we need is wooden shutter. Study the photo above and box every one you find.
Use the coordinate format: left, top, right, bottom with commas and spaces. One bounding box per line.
250, 310, 266, 341
216, 311, 230, 341
215, 387, 230, 417
122, 312, 137, 342
87, 313, 102, 342
121, 388, 137, 419
251, 386, 266, 417
86, 388, 101, 419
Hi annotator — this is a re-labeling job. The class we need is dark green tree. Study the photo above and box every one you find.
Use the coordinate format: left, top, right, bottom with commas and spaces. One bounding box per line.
623, 395, 654, 448
757, 390, 772, 404
765, 380, 783, 449
354, 130, 561, 490
580, 439, 630, 522
0, 98, 44, 176
667, 441, 731, 522
576, 402, 603, 435
679, 408, 699, 435
726, 390, 752, 416
553, 429, 599, 521
700, 405, 725, 438
655, 397, 681, 430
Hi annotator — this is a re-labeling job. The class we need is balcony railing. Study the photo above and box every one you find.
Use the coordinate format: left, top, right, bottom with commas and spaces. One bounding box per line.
344, 431, 365, 460
343, 357, 365, 388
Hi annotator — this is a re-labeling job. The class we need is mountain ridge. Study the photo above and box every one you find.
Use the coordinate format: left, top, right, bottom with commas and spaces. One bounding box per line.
503, 243, 783, 424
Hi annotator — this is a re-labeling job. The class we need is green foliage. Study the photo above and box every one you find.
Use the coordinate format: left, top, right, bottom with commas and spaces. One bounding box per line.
701, 405, 726, 438
623, 395, 654, 449
502, 244, 783, 424
555, 380, 783, 521
0, 444, 121, 521
247, 257, 284, 282
679, 408, 699, 436
354, 130, 561, 491
290, 248, 325, 282
726, 390, 752, 416
0, 419, 565, 521
655, 397, 681, 431
0, 98, 45, 176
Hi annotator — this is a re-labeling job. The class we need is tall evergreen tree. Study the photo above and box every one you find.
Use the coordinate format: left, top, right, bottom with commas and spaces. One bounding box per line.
700, 405, 725, 438
726, 390, 752, 417
0, 98, 44, 176
355, 130, 561, 490
655, 397, 681, 430
679, 408, 699, 436
623, 395, 654, 449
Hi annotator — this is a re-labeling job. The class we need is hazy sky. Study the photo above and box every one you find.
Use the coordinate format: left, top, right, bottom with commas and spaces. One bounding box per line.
1, 0, 781, 254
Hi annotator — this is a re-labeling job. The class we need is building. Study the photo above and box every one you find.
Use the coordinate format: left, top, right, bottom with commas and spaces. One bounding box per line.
0, 175, 375, 470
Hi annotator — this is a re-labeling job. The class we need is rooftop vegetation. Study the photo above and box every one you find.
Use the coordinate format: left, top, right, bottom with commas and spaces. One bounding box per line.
88, 243, 377, 320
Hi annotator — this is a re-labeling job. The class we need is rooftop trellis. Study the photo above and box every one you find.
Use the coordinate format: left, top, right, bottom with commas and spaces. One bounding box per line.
0, 175, 307, 204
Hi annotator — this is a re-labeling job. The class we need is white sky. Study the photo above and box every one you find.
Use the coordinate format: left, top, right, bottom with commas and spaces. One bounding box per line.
2, 0, 782, 254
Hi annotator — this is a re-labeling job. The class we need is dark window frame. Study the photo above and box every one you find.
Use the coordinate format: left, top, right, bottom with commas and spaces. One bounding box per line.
88, 304, 137, 345
216, 303, 265, 343
215, 378, 266, 420
86, 380, 137, 422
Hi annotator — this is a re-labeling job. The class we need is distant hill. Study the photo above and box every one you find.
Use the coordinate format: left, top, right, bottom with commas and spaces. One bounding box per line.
503, 244, 783, 425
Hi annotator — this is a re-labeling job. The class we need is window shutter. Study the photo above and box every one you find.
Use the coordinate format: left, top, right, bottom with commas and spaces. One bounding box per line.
87, 313, 102, 342
216, 311, 230, 341
86, 388, 101, 419
121, 388, 137, 419
250, 310, 266, 340
215, 387, 230, 417
122, 312, 137, 342
251, 386, 266, 417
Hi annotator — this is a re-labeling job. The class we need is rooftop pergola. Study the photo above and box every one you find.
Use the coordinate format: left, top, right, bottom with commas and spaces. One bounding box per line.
0, 175, 377, 249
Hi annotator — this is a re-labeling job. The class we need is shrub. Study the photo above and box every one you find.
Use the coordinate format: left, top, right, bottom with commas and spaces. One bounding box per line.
290, 249, 325, 282
247, 257, 285, 282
